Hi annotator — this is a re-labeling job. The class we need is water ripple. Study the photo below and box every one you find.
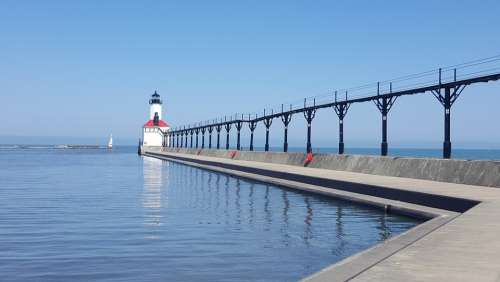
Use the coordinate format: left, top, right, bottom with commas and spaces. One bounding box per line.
0, 147, 421, 282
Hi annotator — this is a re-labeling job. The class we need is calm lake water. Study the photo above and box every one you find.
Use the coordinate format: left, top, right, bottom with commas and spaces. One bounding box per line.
0, 147, 421, 281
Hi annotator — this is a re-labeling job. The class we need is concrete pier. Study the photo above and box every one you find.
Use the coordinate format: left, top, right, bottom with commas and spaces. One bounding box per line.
146, 147, 500, 187
142, 147, 500, 281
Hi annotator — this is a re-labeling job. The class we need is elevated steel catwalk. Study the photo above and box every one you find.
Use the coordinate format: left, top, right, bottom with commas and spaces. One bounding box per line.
164, 60, 500, 159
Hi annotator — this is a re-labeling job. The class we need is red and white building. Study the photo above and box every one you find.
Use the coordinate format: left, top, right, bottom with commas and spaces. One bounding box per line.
142, 91, 170, 147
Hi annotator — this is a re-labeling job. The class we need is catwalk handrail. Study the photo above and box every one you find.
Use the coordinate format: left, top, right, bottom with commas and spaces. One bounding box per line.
171, 72, 500, 129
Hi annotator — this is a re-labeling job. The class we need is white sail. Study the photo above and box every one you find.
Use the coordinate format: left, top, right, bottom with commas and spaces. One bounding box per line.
108, 134, 113, 149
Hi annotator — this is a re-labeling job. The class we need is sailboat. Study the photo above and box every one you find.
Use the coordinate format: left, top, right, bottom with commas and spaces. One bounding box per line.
107, 134, 113, 149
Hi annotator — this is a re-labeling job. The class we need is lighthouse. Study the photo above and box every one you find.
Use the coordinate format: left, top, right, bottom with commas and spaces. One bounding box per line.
142, 91, 170, 147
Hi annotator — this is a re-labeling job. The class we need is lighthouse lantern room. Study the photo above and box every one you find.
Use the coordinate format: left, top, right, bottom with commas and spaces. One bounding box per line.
142, 91, 170, 147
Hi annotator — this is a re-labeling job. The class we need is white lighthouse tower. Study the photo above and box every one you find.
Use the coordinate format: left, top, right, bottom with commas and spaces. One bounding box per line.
142, 91, 170, 147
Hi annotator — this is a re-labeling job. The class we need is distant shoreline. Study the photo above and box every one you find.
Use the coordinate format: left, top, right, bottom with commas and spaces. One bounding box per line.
0, 145, 108, 149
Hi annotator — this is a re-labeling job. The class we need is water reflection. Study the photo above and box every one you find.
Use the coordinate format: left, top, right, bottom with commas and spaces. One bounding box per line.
224, 175, 230, 224
303, 196, 313, 246
235, 178, 242, 225
248, 183, 255, 225
378, 212, 391, 241
207, 172, 213, 211
215, 173, 221, 214
142, 157, 167, 237
332, 205, 347, 256
142, 159, 414, 251
264, 185, 272, 231
183, 164, 404, 246
280, 190, 291, 246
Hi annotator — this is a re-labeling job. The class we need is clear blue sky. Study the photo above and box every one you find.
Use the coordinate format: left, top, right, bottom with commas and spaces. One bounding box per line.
1, 0, 500, 148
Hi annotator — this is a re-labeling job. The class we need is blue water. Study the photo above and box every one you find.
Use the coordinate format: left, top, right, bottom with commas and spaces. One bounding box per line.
2, 145, 500, 160
0, 147, 421, 281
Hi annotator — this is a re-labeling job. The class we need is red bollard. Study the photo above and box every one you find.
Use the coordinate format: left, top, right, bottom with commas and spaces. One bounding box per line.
229, 150, 237, 159
304, 152, 314, 166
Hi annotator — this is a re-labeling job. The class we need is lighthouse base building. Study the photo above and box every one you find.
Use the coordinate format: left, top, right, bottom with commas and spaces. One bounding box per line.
142, 91, 170, 147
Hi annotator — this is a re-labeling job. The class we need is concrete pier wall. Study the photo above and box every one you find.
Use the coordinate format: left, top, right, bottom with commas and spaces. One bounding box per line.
158, 148, 500, 188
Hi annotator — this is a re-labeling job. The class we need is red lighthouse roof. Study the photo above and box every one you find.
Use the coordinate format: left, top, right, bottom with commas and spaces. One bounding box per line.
143, 120, 169, 127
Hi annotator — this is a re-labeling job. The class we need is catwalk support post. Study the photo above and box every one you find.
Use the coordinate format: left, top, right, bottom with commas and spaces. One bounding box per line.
195, 128, 200, 148
374, 82, 397, 156
263, 110, 273, 152
175, 130, 179, 148
432, 69, 465, 159
225, 122, 232, 150
190, 129, 194, 148
236, 117, 243, 150
248, 114, 257, 151
280, 104, 293, 152
303, 98, 317, 154
216, 124, 222, 149
201, 126, 206, 149
181, 129, 185, 148
333, 91, 350, 154
208, 125, 213, 149
184, 128, 188, 148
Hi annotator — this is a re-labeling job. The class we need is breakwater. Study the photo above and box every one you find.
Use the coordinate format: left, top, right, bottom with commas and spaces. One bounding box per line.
149, 147, 500, 188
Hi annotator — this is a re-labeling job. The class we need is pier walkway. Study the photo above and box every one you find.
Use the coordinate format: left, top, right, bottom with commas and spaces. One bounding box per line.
143, 148, 500, 282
